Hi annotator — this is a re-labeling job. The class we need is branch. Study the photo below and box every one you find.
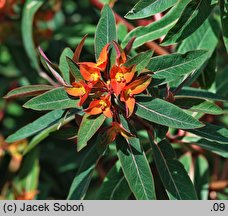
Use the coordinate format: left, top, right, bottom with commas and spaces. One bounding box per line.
90, 0, 169, 55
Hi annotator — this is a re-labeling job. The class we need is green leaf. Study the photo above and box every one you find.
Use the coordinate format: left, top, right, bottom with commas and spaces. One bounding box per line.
4, 85, 53, 99
162, 0, 216, 45
23, 113, 76, 155
189, 139, 228, 158
59, 48, 74, 84
174, 98, 223, 115
125, 0, 178, 19
122, 0, 191, 48
198, 51, 216, 89
95, 4, 117, 60
116, 136, 156, 200
66, 57, 83, 81
116, 116, 156, 200
194, 155, 209, 200
136, 96, 203, 129
220, 0, 228, 53
146, 50, 208, 85
6, 110, 65, 143
77, 114, 106, 152
22, 0, 45, 70
179, 153, 192, 173
150, 139, 197, 200
175, 87, 227, 102
13, 148, 39, 195
216, 66, 228, 98
23, 87, 79, 111
67, 145, 104, 200
96, 161, 131, 200
177, 18, 219, 54
172, 17, 220, 87
186, 123, 228, 144
124, 50, 153, 75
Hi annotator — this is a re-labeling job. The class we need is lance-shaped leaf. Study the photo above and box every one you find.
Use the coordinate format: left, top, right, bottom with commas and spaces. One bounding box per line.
186, 123, 228, 144
6, 110, 65, 143
22, 0, 44, 70
77, 114, 106, 152
67, 144, 105, 200
116, 116, 156, 200
174, 98, 223, 115
194, 155, 209, 200
122, 0, 191, 48
149, 139, 197, 200
23, 113, 76, 155
66, 57, 83, 81
188, 139, 228, 158
175, 87, 227, 102
125, 0, 178, 19
59, 48, 74, 84
136, 96, 203, 129
124, 50, 153, 75
96, 160, 131, 200
39, 47, 67, 86
220, 0, 228, 53
174, 17, 220, 88
162, 0, 216, 45
23, 87, 79, 111
13, 148, 40, 199
146, 50, 208, 85
95, 5, 117, 60
4, 85, 53, 99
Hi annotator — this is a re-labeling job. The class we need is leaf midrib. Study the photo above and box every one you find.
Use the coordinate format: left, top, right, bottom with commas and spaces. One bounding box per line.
155, 143, 182, 199
125, 138, 149, 199
137, 102, 197, 128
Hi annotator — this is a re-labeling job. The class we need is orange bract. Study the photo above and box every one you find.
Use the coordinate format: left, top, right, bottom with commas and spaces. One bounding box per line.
85, 94, 112, 118
65, 81, 91, 106
121, 75, 152, 117
110, 65, 135, 96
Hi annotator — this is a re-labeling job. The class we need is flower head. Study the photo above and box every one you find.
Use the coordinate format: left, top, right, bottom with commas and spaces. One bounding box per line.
85, 94, 112, 118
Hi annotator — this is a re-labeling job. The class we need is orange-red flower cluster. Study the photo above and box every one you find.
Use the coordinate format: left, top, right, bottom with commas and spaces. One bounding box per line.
65, 42, 152, 118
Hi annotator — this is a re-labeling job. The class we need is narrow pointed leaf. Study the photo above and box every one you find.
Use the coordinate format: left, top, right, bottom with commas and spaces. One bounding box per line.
23, 87, 79, 111
96, 161, 131, 200
162, 0, 216, 45
146, 50, 208, 85
150, 139, 198, 200
116, 136, 156, 200
66, 57, 83, 81
116, 116, 156, 200
125, 0, 178, 19
22, 0, 44, 70
174, 98, 223, 115
194, 155, 209, 200
124, 50, 153, 74
23, 114, 75, 155
77, 114, 106, 151
122, 0, 191, 48
175, 87, 228, 102
59, 48, 74, 84
136, 96, 203, 129
95, 5, 117, 60
6, 110, 65, 143
4, 85, 53, 99
220, 0, 228, 53
189, 139, 228, 158
186, 123, 228, 144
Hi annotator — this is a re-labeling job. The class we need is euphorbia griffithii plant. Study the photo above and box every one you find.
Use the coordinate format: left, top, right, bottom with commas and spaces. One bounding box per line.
3, 3, 228, 201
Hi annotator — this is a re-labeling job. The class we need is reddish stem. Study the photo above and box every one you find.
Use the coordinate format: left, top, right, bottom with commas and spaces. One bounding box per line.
90, 0, 169, 55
